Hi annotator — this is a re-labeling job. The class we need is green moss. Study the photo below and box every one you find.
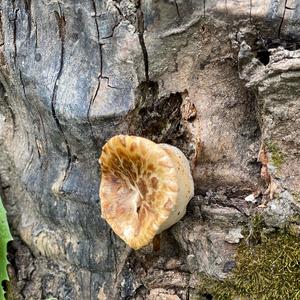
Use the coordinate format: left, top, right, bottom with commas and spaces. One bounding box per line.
292, 192, 300, 203
287, 208, 300, 237
266, 142, 284, 169
197, 217, 300, 300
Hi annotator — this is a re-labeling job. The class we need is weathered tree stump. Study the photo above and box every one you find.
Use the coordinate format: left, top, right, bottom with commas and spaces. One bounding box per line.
0, 1, 299, 299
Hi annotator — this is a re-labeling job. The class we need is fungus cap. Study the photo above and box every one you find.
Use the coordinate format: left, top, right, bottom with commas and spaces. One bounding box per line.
99, 135, 194, 250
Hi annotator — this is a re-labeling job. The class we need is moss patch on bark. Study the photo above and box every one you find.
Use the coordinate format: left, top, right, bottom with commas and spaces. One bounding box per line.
266, 142, 284, 169
197, 216, 300, 300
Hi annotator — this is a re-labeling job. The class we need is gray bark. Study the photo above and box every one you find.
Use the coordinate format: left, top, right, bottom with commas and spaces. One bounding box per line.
0, 0, 299, 299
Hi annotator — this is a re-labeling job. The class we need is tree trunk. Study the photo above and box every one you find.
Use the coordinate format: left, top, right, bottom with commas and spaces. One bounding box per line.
0, 0, 299, 299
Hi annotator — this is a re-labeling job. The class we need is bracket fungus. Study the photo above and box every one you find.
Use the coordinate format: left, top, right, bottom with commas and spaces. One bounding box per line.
99, 135, 194, 250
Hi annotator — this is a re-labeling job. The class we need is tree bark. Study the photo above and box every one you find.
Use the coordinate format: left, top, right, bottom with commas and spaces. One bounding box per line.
0, 1, 299, 299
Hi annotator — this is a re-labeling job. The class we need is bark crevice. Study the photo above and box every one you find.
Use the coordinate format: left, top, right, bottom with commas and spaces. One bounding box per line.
136, 1, 149, 82
51, 6, 72, 191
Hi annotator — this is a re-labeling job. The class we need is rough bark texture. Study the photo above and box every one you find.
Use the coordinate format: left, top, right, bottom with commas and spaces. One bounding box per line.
0, 0, 299, 299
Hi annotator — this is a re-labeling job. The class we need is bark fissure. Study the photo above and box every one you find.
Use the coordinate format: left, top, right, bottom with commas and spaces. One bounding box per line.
10, 0, 19, 65
101, 21, 120, 40
174, 1, 181, 19
102, 76, 123, 90
136, 1, 149, 82
278, 0, 288, 38
34, 23, 38, 49
249, 0, 252, 23
91, 1, 104, 78
35, 137, 41, 159
87, 0, 104, 147
113, 3, 123, 17
88, 1, 119, 144
24, 0, 32, 38
51, 7, 72, 189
